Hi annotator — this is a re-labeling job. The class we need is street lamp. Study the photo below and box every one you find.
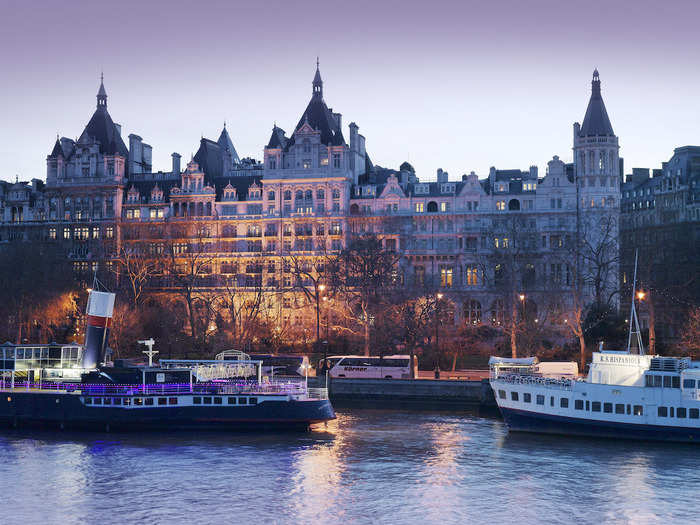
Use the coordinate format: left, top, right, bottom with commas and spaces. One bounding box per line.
636, 290, 645, 301
434, 293, 443, 378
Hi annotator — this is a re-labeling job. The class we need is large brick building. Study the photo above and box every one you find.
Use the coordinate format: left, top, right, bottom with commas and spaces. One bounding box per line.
0, 66, 626, 343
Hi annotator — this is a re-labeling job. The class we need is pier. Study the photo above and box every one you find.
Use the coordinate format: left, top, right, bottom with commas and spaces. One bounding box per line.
310, 376, 497, 410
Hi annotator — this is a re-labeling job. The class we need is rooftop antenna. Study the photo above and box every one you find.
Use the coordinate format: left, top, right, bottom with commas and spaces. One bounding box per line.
626, 249, 645, 355
139, 338, 158, 367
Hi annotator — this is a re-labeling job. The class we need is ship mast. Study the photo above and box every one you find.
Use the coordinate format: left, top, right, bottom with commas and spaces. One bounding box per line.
626, 250, 645, 355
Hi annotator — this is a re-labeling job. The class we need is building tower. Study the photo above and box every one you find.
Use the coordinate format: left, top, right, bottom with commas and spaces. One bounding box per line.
573, 69, 621, 210
573, 69, 621, 307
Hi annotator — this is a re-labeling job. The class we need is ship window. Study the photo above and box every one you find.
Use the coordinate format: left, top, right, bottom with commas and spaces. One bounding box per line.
158, 397, 167, 406
603, 403, 613, 413
574, 400, 584, 410
249, 398, 257, 405
690, 408, 699, 419
134, 398, 143, 406
214, 397, 222, 405
550, 397, 554, 407
683, 379, 696, 389
193, 397, 201, 404
123, 398, 131, 406
85, 398, 92, 405
93, 398, 102, 405
536, 395, 544, 405
626, 404, 631, 415
645, 375, 653, 387
113, 398, 122, 405
592, 402, 601, 412
228, 397, 236, 405
203, 397, 212, 404
498, 390, 506, 399
168, 398, 178, 405
615, 404, 625, 414
103, 398, 111, 405
653, 375, 662, 387
633, 405, 643, 416
663, 376, 672, 388
560, 398, 569, 408
511, 392, 519, 401
523, 393, 531, 403
145, 398, 154, 406
670, 407, 675, 417
658, 406, 668, 417
677, 407, 687, 418
585, 400, 590, 411
672, 376, 680, 389
238, 397, 248, 405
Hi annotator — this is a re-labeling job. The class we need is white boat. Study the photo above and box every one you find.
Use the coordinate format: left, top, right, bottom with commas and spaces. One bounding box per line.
489, 251, 700, 443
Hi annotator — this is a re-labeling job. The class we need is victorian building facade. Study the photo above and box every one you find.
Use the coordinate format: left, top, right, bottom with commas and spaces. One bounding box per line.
0, 67, 626, 339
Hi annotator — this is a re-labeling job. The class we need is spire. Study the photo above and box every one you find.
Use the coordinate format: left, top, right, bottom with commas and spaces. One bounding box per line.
580, 68, 614, 137
97, 73, 107, 109
312, 58, 323, 99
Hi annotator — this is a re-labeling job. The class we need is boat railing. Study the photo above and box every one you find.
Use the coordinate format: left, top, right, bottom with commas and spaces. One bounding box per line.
493, 373, 574, 391
0, 379, 310, 397
306, 388, 329, 400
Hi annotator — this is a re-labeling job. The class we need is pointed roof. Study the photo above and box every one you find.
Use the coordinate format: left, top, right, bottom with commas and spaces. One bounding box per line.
49, 138, 64, 158
79, 106, 129, 156
313, 57, 323, 97
217, 124, 240, 163
266, 125, 288, 149
580, 69, 615, 137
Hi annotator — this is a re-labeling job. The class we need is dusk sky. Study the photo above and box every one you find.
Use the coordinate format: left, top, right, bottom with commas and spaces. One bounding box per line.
1, 0, 698, 182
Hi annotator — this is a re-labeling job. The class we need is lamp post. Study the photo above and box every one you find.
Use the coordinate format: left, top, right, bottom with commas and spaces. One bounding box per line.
315, 283, 326, 349
435, 293, 443, 377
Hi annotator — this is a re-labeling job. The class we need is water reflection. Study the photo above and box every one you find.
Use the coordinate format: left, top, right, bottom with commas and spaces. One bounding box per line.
1, 410, 699, 525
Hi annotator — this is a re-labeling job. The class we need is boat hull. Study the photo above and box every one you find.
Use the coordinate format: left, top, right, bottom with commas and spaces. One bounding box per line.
500, 406, 700, 443
0, 392, 335, 432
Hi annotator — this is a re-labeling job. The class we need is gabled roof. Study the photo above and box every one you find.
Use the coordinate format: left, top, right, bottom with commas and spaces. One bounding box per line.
580, 69, 615, 137
217, 125, 240, 163
212, 175, 264, 201
78, 106, 129, 156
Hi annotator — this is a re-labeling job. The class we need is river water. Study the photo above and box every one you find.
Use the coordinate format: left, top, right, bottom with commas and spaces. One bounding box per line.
1, 408, 698, 525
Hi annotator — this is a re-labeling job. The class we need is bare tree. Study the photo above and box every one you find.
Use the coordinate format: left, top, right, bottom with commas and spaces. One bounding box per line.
327, 234, 402, 356
162, 231, 215, 348
679, 307, 700, 359
113, 246, 158, 308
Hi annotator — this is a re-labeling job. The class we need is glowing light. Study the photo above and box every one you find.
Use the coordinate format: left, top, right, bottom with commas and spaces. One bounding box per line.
518, 294, 525, 301
319, 284, 326, 292
437, 293, 444, 300
636, 291, 646, 301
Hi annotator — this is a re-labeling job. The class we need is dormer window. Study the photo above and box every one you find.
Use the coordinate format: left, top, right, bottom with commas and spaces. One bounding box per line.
303, 139, 311, 153
414, 184, 428, 195
497, 183, 507, 192
441, 183, 455, 194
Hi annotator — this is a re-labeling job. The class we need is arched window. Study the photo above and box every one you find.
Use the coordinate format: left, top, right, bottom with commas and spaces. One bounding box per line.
284, 190, 292, 201
465, 300, 481, 324
305, 190, 313, 201
295, 190, 303, 201
173, 203, 179, 217
494, 264, 504, 285
206, 202, 212, 216
522, 263, 536, 287
317, 189, 325, 200
491, 299, 505, 326
427, 201, 438, 212
350, 204, 360, 215
508, 199, 520, 211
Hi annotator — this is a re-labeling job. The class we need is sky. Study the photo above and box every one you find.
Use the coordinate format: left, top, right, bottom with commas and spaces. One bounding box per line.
1, 0, 698, 183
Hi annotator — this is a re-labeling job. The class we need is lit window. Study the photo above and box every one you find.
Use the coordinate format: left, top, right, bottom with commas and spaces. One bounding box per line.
496, 201, 506, 211
415, 202, 424, 213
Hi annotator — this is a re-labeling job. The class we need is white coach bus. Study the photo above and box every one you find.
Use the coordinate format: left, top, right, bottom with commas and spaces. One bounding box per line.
320, 355, 418, 379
